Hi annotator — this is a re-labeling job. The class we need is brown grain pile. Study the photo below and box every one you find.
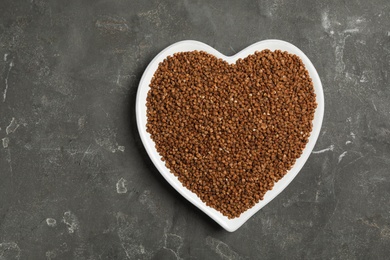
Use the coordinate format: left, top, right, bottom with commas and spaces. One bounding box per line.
146, 49, 317, 218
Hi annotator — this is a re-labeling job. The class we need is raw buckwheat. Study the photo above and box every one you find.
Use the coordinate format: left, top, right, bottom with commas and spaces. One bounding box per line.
146, 49, 317, 218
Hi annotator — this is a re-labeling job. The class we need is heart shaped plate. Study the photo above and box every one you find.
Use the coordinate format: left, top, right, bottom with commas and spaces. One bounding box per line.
136, 40, 324, 232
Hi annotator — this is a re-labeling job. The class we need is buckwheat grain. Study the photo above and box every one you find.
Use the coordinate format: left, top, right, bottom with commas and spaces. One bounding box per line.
146, 50, 317, 218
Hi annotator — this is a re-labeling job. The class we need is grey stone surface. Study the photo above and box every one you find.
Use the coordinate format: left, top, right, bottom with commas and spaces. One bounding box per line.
1, 0, 390, 259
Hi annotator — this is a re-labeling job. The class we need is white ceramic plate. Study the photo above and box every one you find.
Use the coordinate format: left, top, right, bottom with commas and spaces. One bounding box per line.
136, 40, 324, 232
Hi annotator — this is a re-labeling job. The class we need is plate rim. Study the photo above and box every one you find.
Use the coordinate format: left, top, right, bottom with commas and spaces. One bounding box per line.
135, 39, 324, 232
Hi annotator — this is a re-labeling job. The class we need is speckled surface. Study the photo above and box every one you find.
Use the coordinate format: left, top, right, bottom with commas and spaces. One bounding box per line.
1, 0, 390, 259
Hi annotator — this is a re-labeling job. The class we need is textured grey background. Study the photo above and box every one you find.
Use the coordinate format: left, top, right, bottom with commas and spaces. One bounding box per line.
1, 0, 390, 259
